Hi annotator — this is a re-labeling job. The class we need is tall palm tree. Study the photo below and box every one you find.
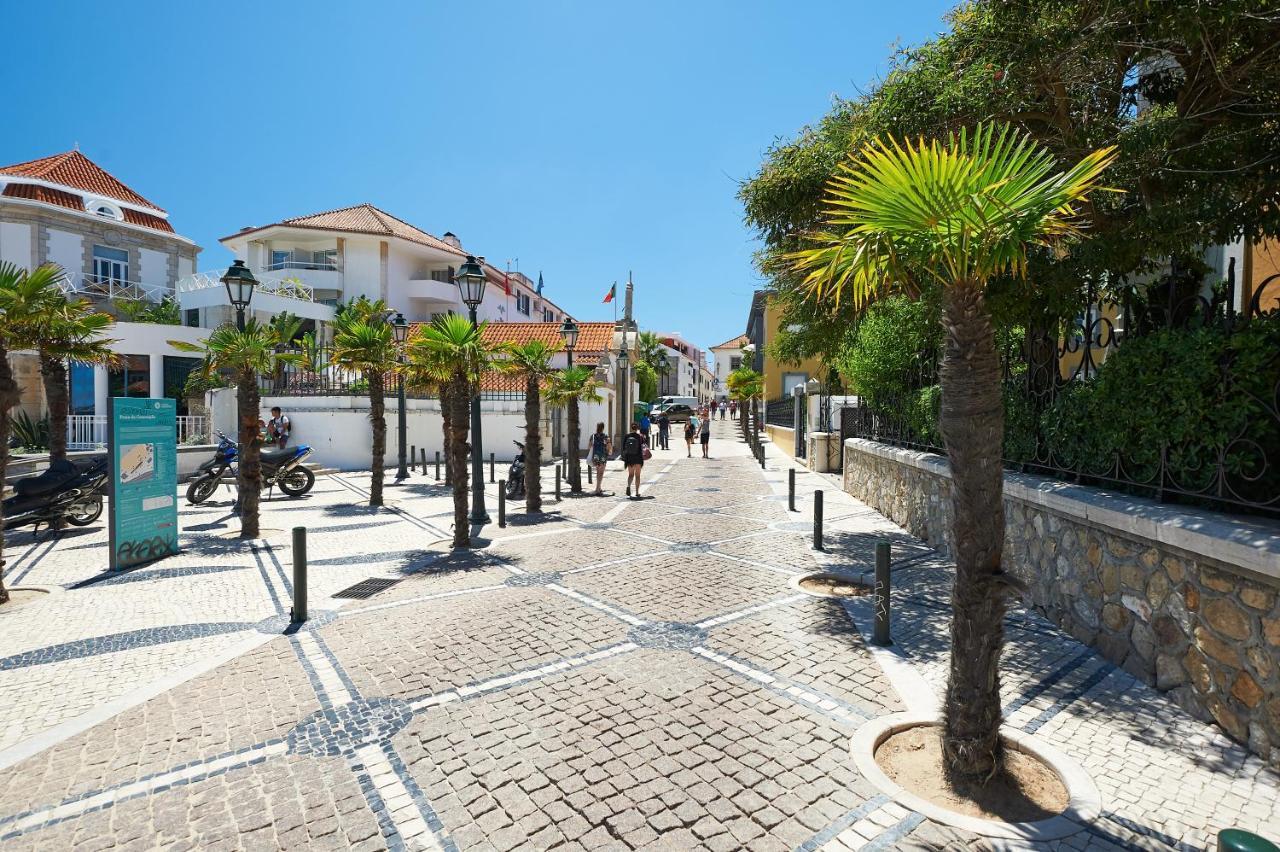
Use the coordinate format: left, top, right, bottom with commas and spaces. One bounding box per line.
502, 340, 559, 512
30, 284, 118, 462
0, 263, 64, 603
545, 365, 604, 490
267, 311, 304, 392
406, 314, 502, 548
636, 330, 670, 394
172, 320, 293, 539
791, 123, 1114, 779
727, 367, 763, 440
331, 306, 397, 507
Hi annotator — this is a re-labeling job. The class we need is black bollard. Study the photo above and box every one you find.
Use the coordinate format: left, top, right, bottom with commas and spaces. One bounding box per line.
759, 445, 766, 469
498, 481, 506, 527
873, 541, 891, 646
813, 490, 824, 551
555, 466, 562, 501
788, 468, 796, 512
420, 448, 427, 475
291, 527, 308, 623
410, 445, 416, 473
587, 461, 593, 484
490, 452, 495, 484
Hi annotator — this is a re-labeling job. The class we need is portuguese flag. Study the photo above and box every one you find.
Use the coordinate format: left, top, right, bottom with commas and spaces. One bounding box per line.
603, 282, 616, 303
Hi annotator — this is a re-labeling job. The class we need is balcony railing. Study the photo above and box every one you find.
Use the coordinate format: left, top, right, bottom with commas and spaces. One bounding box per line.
61, 273, 171, 303
66, 414, 208, 450
266, 259, 341, 272
176, 271, 316, 303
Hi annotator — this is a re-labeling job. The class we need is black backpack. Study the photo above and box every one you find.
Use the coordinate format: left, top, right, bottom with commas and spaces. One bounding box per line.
622, 433, 642, 457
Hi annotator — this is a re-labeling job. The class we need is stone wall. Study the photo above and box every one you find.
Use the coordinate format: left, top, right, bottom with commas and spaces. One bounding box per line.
843, 437, 1280, 766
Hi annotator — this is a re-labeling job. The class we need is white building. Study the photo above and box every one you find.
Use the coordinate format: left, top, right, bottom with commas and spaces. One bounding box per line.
653, 332, 705, 400
192, 203, 568, 333
709, 333, 748, 403
0, 149, 208, 426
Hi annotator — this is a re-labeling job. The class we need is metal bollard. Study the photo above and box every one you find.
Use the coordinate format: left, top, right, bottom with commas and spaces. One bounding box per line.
435, 450, 441, 481
813, 490, 823, 551
587, 461, 593, 484
759, 445, 766, 469
873, 541, 891, 646
490, 452, 495, 483
410, 445, 416, 472
291, 527, 308, 623
420, 448, 427, 475
555, 466, 562, 501
788, 468, 796, 512
498, 481, 506, 527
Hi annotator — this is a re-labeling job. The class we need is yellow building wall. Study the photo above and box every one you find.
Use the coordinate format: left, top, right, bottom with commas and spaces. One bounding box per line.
762, 297, 824, 400
1247, 240, 1280, 314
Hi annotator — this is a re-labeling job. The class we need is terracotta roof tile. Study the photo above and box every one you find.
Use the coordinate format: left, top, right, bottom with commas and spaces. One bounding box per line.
710, 333, 749, 350
226, 203, 465, 255
480, 321, 616, 352
0, 150, 164, 211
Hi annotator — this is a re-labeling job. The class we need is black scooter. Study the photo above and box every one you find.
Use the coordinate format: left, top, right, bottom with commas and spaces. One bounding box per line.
4, 456, 107, 534
505, 441, 526, 498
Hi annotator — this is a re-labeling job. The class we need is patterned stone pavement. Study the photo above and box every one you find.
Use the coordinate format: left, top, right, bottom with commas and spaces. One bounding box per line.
0, 420, 1277, 850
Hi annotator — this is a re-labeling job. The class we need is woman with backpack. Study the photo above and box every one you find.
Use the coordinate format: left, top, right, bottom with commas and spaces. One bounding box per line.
684, 418, 697, 458
589, 422, 611, 496
621, 421, 648, 498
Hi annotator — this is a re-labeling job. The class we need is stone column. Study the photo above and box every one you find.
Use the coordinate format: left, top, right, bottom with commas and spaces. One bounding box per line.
93, 364, 108, 416
148, 355, 164, 400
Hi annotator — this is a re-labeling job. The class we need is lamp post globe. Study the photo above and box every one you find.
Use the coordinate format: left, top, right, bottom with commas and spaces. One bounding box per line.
453, 256, 489, 524
392, 312, 410, 481
221, 260, 258, 331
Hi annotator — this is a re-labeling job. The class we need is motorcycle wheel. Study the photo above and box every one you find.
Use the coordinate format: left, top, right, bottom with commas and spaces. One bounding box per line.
277, 467, 315, 497
186, 474, 220, 505
66, 495, 103, 526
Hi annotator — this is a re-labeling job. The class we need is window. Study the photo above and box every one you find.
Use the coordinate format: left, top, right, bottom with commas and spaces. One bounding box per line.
516, 292, 531, 315
108, 355, 150, 398
92, 245, 129, 284
185, 309, 200, 328
543, 309, 556, 322
313, 249, 337, 270
163, 356, 202, 414
86, 200, 122, 220
430, 267, 455, 283
69, 363, 96, 415
730, 356, 741, 370
270, 250, 290, 270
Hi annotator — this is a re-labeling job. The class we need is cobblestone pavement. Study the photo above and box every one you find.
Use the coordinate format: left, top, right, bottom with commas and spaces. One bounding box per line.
0, 421, 1277, 850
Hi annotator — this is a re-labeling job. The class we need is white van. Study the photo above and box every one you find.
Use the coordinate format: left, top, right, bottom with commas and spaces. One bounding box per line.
653, 396, 697, 411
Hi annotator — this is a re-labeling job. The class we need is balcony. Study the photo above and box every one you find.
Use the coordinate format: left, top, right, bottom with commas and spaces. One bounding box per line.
175, 271, 336, 322
62, 272, 171, 303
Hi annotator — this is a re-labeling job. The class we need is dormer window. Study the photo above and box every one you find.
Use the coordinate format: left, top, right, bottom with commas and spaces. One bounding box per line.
85, 198, 124, 221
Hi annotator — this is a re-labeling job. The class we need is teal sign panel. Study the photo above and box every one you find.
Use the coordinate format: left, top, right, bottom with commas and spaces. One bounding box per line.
108, 397, 179, 570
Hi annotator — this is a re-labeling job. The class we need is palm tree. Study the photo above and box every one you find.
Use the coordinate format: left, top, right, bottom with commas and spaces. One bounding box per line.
267, 311, 304, 392
331, 304, 397, 507
0, 263, 64, 603
546, 365, 604, 490
727, 367, 763, 440
791, 123, 1114, 779
406, 314, 502, 548
172, 320, 294, 539
502, 340, 559, 512
636, 330, 670, 395
30, 284, 118, 462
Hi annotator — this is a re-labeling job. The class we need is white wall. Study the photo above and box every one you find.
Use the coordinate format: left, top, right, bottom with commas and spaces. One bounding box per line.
46, 228, 83, 274
0, 221, 32, 269
342, 237, 382, 303
139, 247, 169, 289
177, 254, 194, 280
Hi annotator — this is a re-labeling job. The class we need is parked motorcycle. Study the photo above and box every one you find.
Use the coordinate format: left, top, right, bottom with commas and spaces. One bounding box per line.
3, 456, 107, 533
505, 441, 526, 498
186, 431, 315, 505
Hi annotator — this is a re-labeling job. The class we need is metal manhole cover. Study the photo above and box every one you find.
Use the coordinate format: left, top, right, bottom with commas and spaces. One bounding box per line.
332, 577, 401, 599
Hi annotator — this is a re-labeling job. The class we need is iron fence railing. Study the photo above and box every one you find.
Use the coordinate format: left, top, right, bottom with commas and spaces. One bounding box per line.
840, 262, 1280, 518
66, 413, 209, 450
765, 396, 795, 427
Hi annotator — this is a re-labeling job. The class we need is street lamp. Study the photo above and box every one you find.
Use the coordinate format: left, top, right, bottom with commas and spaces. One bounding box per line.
454, 256, 489, 523
221, 260, 257, 331
391, 311, 409, 482
616, 342, 630, 449
559, 316, 581, 492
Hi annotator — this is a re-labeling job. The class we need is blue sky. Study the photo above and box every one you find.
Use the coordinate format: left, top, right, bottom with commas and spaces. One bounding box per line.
4, 0, 953, 351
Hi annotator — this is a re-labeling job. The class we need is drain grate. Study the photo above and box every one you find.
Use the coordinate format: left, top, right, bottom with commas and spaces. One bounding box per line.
331, 577, 401, 600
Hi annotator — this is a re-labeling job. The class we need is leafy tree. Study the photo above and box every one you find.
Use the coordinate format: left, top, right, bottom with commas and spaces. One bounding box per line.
791, 124, 1114, 779
635, 331, 671, 387
0, 263, 65, 602
407, 315, 503, 548
172, 320, 294, 538
545, 366, 603, 495
726, 367, 763, 438
113, 295, 182, 325
502, 340, 559, 512
29, 284, 118, 462
331, 302, 397, 507
634, 361, 658, 405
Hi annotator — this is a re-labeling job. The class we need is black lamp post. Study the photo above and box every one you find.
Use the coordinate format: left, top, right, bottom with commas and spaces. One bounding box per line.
454, 255, 489, 523
616, 342, 630, 451
222, 260, 257, 331
392, 311, 409, 481
559, 316, 581, 492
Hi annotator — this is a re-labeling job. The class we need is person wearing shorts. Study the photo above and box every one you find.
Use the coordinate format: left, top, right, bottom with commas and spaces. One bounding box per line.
621, 422, 646, 498
589, 422, 611, 496
700, 416, 711, 458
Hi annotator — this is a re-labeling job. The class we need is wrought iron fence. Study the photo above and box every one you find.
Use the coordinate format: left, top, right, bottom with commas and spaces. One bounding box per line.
765, 396, 795, 427
841, 262, 1280, 519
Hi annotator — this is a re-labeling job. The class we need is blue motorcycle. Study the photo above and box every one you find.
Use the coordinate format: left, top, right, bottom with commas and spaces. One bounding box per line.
185, 431, 315, 505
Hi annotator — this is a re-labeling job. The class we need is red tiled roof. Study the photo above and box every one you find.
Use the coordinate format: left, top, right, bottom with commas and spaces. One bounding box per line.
0, 150, 164, 212
1, 163, 175, 233
224, 203, 465, 255
710, 333, 749, 350
480, 321, 615, 352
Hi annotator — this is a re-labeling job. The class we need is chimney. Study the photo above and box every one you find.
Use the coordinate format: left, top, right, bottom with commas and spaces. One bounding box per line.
442, 231, 462, 249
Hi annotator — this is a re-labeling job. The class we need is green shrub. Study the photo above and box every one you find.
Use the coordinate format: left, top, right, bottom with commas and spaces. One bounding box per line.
835, 295, 940, 409
11, 411, 51, 452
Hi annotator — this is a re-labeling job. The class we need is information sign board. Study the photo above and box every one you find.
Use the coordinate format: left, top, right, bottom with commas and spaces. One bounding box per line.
108, 397, 179, 570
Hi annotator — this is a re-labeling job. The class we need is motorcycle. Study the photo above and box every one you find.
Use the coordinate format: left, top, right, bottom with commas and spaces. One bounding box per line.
186, 431, 315, 505
505, 440, 526, 499
4, 456, 107, 533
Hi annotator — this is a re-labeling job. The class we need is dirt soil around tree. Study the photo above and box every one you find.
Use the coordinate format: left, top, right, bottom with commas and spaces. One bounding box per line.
798, 573, 870, 597
876, 726, 1068, 823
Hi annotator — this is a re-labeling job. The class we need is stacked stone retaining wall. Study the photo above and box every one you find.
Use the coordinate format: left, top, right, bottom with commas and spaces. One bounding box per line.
843, 437, 1280, 766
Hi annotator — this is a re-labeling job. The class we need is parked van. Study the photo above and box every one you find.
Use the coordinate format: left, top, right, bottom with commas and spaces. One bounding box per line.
652, 396, 697, 412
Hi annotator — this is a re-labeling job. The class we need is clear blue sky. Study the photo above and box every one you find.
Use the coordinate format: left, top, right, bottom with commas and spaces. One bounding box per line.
4, 0, 953, 352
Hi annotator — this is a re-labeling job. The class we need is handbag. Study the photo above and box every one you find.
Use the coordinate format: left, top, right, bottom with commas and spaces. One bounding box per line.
642, 444, 652, 461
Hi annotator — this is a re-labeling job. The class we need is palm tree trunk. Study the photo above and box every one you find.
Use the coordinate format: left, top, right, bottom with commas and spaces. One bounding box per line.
568, 397, 581, 493
237, 372, 263, 539
447, 374, 471, 548
440, 383, 453, 486
369, 371, 386, 507
525, 375, 542, 513
40, 353, 69, 463
938, 281, 1007, 780
0, 344, 16, 604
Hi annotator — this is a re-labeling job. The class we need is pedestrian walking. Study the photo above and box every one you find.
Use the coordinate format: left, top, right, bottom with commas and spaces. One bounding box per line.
657, 412, 670, 450
640, 412, 652, 448
684, 418, 696, 458
710, 399, 718, 420
729, 400, 737, 419
589, 422, 611, 496
719, 402, 726, 420
621, 422, 647, 498
700, 415, 712, 458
